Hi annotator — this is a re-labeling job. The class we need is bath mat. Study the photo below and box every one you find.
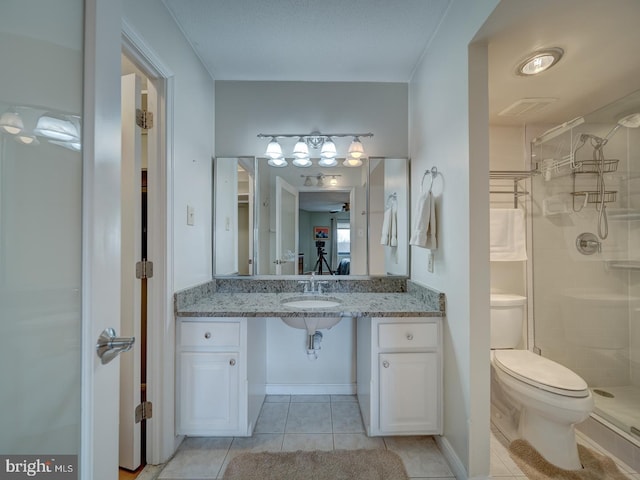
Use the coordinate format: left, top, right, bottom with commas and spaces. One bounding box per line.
509, 439, 628, 480
222, 449, 409, 480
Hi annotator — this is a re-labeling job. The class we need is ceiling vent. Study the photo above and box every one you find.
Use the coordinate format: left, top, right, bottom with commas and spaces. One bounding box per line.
498, 98, 557, 117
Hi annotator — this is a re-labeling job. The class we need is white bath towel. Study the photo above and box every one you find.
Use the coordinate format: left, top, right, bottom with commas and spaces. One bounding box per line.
410, 190, 437, 249
490, 208, 527, 261
380, 205, 398, 247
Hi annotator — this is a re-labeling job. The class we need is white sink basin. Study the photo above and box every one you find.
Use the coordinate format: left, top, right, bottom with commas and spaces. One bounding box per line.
282, 299, 341, 309
281, 316, 343, 335
280, 296, 343, 334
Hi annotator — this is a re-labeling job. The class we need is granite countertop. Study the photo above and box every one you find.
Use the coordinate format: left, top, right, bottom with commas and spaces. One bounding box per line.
176, 291, 442, 318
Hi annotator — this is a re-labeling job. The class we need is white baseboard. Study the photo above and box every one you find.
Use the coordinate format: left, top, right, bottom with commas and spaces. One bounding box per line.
435, 435, 468, 480
265, 384, 356, 395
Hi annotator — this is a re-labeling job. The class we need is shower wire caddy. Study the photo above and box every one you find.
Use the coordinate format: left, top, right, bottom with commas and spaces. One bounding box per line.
571, 159, 619, 209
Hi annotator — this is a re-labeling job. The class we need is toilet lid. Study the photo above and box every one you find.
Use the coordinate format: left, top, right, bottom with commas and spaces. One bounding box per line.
493, 350, 589, 397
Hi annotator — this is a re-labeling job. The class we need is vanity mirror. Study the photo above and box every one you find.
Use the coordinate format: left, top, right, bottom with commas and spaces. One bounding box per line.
213, 156, 409, 277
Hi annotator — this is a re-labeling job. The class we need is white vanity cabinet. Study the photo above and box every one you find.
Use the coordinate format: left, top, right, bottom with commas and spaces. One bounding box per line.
357, 316, 442, 436
176, 317, 266, 436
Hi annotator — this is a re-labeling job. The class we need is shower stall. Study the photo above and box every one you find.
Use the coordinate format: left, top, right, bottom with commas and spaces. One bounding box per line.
530, 89, 640, 444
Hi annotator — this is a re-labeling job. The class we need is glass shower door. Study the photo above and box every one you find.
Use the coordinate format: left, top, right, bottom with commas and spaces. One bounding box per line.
531, 90, 640, 441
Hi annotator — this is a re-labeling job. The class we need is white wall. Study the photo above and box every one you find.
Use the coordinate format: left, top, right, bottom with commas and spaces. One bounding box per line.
124, 0, 214, 291
266, 317, 356, 392
409, 1, 499, 477
215, 81, 408, 158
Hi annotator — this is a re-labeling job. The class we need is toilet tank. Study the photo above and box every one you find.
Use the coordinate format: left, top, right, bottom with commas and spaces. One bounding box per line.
491, 294, 527, 349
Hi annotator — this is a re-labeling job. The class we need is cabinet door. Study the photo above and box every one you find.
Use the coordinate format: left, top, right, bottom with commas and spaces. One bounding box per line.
379, 352, 439, 433
179, 352, 239, 434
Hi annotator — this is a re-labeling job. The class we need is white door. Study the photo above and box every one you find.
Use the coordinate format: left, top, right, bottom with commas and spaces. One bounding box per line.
120, 73, 143, 470
275, 176, 299, 275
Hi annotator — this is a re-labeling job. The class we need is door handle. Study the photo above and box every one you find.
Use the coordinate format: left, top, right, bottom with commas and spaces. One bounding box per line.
96, 328, 135, 365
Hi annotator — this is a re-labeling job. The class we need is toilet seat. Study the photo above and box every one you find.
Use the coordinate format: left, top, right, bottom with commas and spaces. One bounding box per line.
493, 350, 589, 398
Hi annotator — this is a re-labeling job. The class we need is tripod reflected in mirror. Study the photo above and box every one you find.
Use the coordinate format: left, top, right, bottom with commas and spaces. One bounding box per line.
314, 241, 333, 275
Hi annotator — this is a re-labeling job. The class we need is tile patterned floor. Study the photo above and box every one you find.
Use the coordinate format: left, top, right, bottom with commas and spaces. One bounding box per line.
157, 394, 455, 480
153, 395, 640, 479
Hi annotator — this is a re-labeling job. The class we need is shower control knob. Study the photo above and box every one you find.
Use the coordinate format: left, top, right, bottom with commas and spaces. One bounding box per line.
382, 360, 390, 368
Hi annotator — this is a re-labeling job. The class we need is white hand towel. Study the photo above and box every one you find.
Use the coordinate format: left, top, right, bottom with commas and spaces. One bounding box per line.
490, 208, 527, 261
390, 205, 397, 247
410, 190, 437, 249
381, 204, 398, 247
380, 207, 392, 246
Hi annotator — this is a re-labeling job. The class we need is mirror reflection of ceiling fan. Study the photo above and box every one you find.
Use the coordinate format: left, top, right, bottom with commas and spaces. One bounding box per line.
299, 191, 350, 213
330, 202, 350, 214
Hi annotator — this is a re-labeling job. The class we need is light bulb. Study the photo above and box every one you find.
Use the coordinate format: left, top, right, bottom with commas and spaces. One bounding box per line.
320, 137, 337, 159
293, 157, 312, 167
267, 157, 288, 167
293, 137, 309, 159
330, 176, 338, 186
318, 157, 338, 167
304, 176, 313, 186
348, 136, 365, 159
343, 155, 363, 167
265, 137, 283, 159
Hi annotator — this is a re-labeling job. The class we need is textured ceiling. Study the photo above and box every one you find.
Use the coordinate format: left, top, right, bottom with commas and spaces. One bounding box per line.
161, 0, 451, 82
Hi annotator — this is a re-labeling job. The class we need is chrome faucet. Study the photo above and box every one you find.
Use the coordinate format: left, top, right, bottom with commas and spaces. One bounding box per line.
298, 272, 328, 294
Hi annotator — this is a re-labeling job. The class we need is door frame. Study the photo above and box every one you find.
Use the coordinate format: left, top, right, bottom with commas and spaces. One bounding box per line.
121, 20, 178, 465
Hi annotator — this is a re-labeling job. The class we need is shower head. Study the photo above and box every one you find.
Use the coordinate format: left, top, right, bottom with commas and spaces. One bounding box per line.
617, 112, 640, 128
602, 112, 640, 142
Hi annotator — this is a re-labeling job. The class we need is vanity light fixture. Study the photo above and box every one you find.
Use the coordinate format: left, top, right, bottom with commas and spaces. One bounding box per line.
258, 131, 373, 167
516, 48, 564, 76
301, 173, 341, 187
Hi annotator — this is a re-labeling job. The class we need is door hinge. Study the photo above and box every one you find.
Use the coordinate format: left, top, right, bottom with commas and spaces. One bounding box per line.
135, 260, 154, 279
135, 401, 153, 423
136, 108, 153, 129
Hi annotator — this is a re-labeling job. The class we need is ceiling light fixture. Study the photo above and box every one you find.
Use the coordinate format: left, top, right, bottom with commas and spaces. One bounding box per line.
516, 47, 564, 76
258, 131, 373, 167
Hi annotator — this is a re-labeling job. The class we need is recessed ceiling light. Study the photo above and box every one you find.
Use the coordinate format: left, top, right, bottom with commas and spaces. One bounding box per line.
516, 48, 564, 76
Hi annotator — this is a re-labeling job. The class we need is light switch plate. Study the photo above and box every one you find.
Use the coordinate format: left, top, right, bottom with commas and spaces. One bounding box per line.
187, 205, 195, 225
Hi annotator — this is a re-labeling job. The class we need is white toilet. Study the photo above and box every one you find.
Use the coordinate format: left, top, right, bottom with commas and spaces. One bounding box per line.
490, 293, 594, 470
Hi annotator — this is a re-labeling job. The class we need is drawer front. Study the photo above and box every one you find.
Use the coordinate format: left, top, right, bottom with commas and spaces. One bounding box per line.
181, 321, 241, 348
378, 322, 438, 350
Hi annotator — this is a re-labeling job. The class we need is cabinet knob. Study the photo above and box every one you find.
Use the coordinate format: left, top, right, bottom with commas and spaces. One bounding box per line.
382, 360, 390, 368
229, 358, 236, 366
204, 332, 211, 339
406, 333, 414, 340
